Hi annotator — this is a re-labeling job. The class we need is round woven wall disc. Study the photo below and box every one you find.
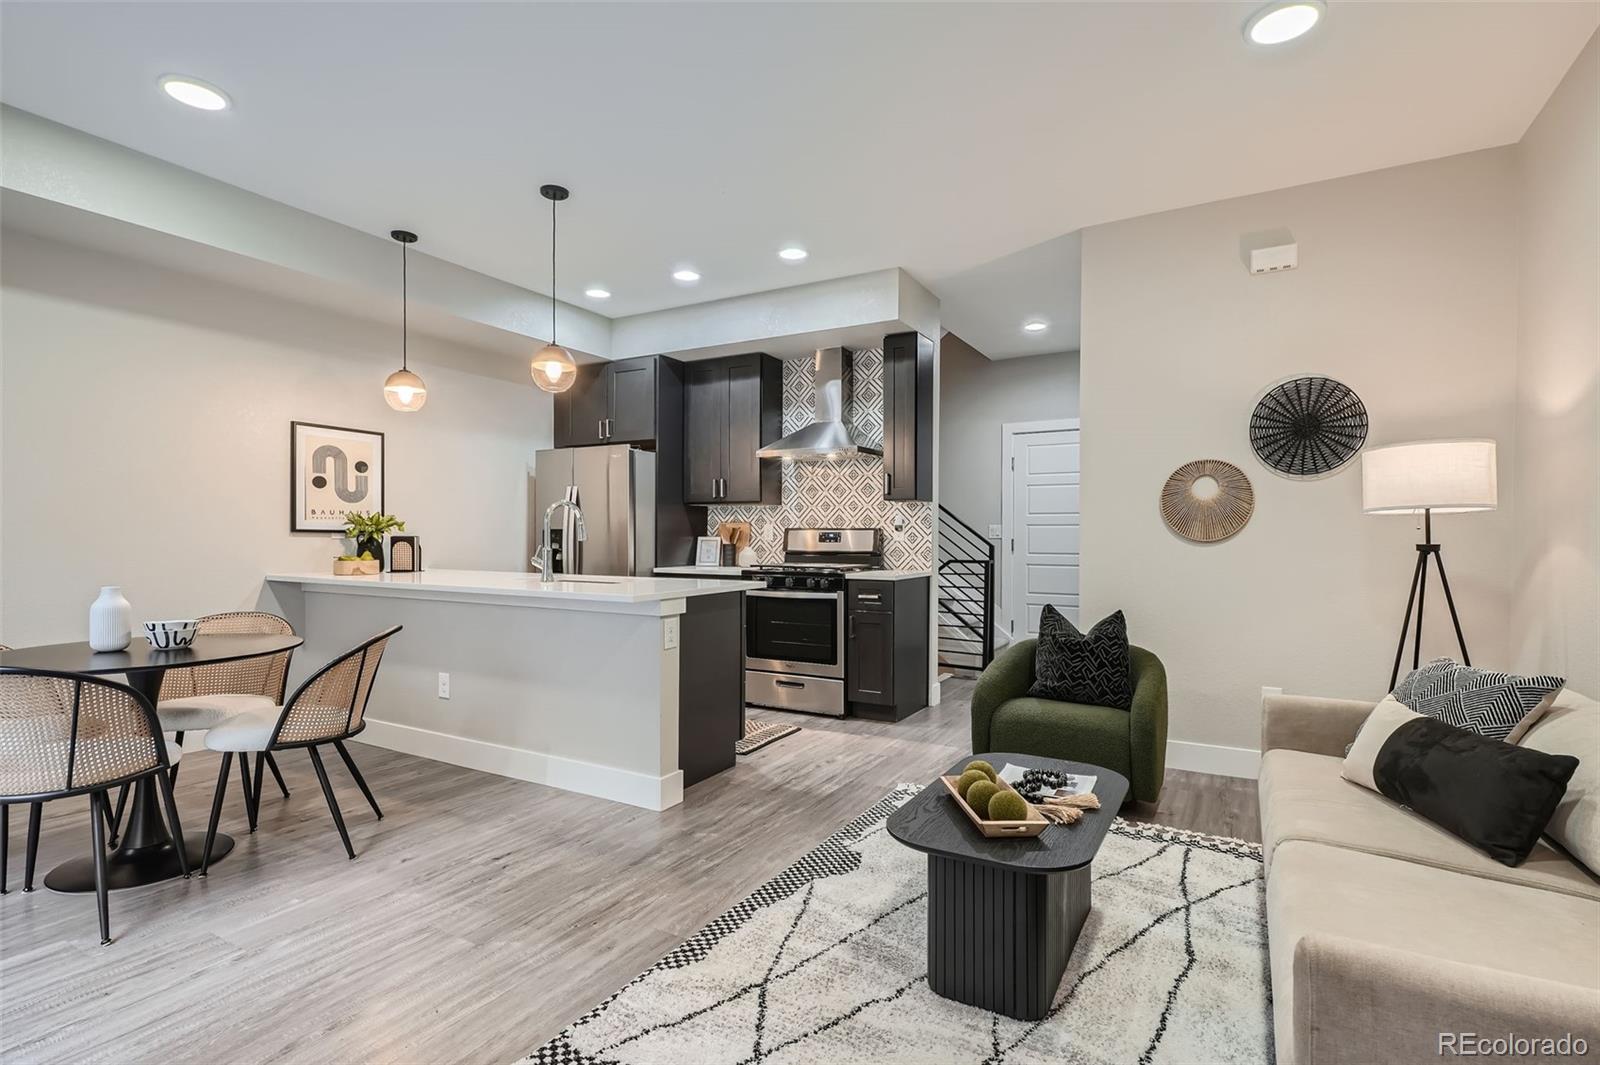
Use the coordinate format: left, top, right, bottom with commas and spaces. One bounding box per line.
1161, 460, 1255, 543
1249, 375, 1369, 478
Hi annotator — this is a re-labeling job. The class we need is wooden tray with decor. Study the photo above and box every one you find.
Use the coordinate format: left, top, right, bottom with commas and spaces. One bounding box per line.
939, 775, 1048, 837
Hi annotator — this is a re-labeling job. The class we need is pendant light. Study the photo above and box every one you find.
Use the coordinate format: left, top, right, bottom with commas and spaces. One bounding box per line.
530, 183, 578, 393
383, 230, 428, 412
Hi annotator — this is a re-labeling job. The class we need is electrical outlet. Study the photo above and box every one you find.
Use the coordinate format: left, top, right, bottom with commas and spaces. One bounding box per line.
664, 617, 680, 650
438, 672, 451, 699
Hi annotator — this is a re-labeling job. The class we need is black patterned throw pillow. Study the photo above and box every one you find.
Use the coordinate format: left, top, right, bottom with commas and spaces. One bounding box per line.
1392, 658, 1565, 743
1028, 606, 1133, 710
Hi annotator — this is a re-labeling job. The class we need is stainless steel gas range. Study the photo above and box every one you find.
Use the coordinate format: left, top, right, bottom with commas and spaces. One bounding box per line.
742, 527, 883, 717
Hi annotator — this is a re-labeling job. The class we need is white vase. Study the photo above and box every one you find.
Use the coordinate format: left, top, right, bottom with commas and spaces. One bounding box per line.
88, 586, 132, 652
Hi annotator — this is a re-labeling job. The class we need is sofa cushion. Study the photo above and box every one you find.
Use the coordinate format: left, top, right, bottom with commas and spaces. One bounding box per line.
1393, 657, 1564, 742
1266, 841, 1600, 1065
1260, 748, 1600, 901
1521, 689, 1600, 877
1339, 696, 1579, 867
988, 696, 1131, 777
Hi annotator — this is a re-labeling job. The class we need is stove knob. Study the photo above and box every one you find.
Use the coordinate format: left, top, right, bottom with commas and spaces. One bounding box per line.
785, 576, 799, 589
806, 577, 820, 590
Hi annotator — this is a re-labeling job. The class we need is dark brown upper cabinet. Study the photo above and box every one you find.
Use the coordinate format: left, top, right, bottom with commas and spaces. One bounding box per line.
882, 331, 934, 501
683, 353, 783, 505
553, 356, 658, 448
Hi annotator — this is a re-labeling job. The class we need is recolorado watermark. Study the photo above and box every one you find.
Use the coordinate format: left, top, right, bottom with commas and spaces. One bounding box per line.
1439, 1033, 1589, 1057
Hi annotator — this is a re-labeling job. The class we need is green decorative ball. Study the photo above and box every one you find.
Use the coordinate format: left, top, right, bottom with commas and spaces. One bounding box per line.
987, 790, 1029, 822
966, 779, 1000, 818
956, 768, 989, 798
964, 759, 998, 783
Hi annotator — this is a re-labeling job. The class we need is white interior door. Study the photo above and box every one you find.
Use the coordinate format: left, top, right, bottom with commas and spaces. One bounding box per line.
1009, 428, 1080, 636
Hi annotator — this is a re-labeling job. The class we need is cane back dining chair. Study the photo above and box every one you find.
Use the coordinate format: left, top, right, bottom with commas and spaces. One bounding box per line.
102, 612, 300, 847
0, 667, 188, 944
200, 626, 400, 871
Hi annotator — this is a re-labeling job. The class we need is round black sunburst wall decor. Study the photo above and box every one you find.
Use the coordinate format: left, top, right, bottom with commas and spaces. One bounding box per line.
1249, 375, 1369, 478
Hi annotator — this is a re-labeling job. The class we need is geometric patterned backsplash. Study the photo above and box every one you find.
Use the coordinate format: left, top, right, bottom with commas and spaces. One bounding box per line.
706, 347, 935, 570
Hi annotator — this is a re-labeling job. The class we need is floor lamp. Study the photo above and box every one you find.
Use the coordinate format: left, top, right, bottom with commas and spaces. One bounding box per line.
1362, 439, 1498, 689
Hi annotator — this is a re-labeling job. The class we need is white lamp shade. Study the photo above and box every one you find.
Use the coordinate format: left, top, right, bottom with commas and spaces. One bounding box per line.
1362, 439, 1497, 514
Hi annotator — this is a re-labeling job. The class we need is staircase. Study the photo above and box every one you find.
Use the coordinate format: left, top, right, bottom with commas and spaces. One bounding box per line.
937, 504, 996, 674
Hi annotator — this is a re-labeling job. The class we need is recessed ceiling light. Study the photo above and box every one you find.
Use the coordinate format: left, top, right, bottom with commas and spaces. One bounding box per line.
778, 246, 808, 262
1244, 1, 1324, 45
672, 269, 701, 283
1022, 320, 1049, 333
159, 75, 230, 111
584, 287, 612, 300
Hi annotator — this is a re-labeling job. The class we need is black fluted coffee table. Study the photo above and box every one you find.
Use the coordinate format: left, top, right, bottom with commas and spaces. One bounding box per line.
0, 633, 302, 892
887, 752, 1129, 1021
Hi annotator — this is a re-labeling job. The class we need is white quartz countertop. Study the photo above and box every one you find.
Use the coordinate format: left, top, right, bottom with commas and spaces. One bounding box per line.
266, 569, 764, 607
653, 565, 932, 582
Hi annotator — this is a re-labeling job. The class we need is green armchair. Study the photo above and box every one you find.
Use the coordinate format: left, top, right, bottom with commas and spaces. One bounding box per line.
970, 638, 1168, 804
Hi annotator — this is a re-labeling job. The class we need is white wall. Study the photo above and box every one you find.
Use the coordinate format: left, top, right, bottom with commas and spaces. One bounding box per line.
0, 231, 550, 645
1080, 149, 1520, 758
1511, 32, 1600, 696
938, 334, 1079, 535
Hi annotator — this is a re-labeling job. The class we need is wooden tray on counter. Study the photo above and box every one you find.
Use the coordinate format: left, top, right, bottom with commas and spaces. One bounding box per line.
939, 774, 1048, 838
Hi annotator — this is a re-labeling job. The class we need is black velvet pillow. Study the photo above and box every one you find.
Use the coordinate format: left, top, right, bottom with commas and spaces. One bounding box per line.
1343, 698, 1579, 867
1028, 606, 1133, 710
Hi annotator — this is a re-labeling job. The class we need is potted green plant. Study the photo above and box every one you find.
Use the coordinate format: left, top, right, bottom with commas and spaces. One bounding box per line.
343, 511, 406, 572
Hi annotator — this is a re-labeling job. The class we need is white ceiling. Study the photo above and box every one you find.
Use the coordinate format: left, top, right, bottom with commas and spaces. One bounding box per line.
1, 2, 1593, 361
937, 231, 1082, 359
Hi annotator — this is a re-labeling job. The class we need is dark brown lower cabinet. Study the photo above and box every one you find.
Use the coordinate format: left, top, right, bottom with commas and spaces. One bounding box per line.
846, 577, 930, 720
677, 591, 745, 786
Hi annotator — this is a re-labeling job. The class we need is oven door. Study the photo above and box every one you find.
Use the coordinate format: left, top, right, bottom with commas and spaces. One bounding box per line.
744, 590, 845, 679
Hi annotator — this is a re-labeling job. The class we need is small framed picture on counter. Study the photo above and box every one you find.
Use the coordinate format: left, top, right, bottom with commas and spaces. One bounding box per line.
694, 536, 724, 567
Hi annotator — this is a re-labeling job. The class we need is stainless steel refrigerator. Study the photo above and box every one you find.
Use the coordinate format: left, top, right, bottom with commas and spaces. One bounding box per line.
531, 445, 657, 576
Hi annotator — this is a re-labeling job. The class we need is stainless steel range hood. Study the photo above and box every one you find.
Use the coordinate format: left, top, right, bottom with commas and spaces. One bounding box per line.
757, 348, 881, 461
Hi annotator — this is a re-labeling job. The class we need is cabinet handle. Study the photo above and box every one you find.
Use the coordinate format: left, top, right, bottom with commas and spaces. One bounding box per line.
884, 471, 892, 496
848, 616, 856, 639
606, 418, 613, 439
775, 679, 804, 689
597, 419, 604, 440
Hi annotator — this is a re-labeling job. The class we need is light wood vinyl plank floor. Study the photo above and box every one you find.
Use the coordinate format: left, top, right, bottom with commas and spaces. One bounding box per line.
0, 677, 1257, 1064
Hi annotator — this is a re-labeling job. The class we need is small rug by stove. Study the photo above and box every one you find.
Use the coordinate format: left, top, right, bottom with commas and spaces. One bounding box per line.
736, 720, 801, 755
524, 784, 1271, 1065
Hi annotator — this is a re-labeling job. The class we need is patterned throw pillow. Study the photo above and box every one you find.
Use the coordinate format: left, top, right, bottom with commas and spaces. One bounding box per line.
1028, 606, 1133, 710
1392, 658, 1565, 743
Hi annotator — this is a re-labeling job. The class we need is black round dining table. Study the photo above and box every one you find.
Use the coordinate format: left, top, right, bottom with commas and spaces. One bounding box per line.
0, 632, 303, 892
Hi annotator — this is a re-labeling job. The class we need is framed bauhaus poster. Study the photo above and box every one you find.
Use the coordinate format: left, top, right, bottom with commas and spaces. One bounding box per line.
291, 421, 385, 532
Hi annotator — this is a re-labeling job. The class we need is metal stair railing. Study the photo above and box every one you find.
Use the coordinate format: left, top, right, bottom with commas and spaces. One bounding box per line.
937, 504, 995, 672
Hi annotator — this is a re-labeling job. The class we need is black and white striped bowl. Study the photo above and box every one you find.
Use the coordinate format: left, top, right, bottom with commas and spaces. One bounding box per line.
143, 619, 200, 650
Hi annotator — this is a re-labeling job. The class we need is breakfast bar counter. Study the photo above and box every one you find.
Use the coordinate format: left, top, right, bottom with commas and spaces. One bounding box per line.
263, 570, 761, 810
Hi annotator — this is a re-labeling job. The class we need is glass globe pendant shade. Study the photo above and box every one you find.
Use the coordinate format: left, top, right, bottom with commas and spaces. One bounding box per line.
383, 367, 428, 412
531, 342, 577, 393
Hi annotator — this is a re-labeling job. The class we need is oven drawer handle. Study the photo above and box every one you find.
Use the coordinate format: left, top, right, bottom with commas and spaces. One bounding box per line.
747, 589, 840, 600
774, 679, 806, 689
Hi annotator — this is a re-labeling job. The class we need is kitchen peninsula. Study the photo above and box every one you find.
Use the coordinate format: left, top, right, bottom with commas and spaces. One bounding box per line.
263, 569, 759, 810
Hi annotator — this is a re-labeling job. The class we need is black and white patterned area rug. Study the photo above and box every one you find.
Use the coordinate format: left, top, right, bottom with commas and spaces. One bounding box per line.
736, 720, 802, 755
523, 785, 1271, 1065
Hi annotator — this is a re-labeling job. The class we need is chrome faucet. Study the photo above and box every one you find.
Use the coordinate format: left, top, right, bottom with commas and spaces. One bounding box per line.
538, 499, 586, 583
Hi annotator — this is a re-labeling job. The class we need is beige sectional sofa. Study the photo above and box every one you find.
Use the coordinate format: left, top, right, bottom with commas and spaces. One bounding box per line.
1258, 689, 1600, 1065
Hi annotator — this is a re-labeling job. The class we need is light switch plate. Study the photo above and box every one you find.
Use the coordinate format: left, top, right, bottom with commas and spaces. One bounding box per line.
988, 524, 1003, 540
664, 617, 680, 650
